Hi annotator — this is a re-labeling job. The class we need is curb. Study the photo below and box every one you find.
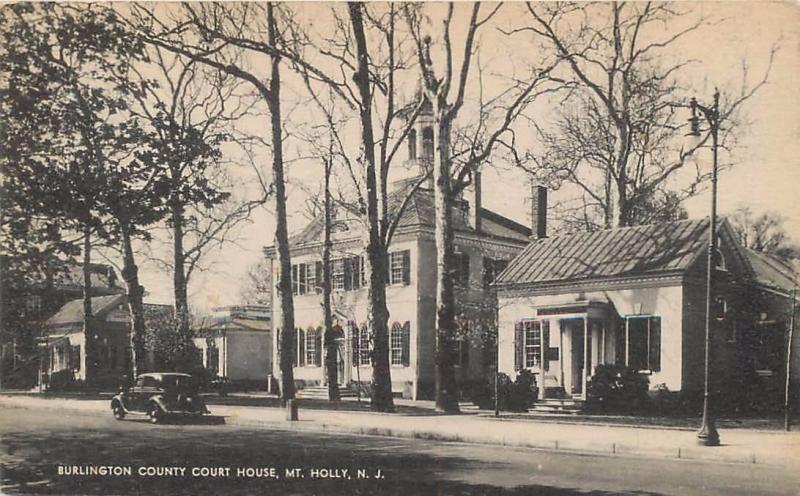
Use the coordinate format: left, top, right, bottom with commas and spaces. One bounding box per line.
1, 396, 795, 469
219, 412, 782, 467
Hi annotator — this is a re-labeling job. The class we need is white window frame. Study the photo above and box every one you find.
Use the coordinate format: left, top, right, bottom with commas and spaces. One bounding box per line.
390, 322, 403, 366
306, 328, 318, 366
523, 320, 542, 368
389, 252, 405, 285
358, 324, 370, 365
332, 259, 345, 291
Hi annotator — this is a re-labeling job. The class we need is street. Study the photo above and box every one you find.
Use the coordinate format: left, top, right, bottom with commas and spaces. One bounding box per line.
1, 406, 797, 495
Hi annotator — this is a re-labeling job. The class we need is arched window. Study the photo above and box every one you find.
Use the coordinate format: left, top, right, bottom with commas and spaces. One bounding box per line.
389, 321, 410, 367
715, 248, 727, 271
422, 127, 434, 160
408, 129, 417, 159
356, 323, 370, 366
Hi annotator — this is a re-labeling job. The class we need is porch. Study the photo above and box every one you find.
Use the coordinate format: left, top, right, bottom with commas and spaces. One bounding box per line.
516, 300, 620, 401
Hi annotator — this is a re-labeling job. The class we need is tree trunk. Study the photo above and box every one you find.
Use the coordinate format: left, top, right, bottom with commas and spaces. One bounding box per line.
171, 199, 190, 336
81, 219, 96, 388
432, 102, 460, 414
119, 220, 147, 381
267, 3, 295, 404
349, 2, 394, 412
323, 156, 340, 401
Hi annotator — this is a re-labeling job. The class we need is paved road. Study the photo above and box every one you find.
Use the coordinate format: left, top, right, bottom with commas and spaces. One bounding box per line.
1, 406, 797, 495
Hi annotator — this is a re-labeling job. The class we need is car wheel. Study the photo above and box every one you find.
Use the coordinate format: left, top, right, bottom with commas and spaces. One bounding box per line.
112, 405, 125, 421
148, 404, 163, 424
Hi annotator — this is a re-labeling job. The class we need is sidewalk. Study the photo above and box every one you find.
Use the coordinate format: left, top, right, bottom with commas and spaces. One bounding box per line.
2, 393, 798, 469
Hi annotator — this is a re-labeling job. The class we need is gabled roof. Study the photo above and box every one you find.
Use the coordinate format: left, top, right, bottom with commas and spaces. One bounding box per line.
49, 263, 125, 294
287, 179, 530, 247
496, 218, 714, 287
45, 294, 172, 328
46, 294, 126, 327
742, 248, 798, 294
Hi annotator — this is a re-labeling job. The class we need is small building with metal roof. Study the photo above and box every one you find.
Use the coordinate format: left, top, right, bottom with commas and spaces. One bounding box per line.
494, 217, 798, 411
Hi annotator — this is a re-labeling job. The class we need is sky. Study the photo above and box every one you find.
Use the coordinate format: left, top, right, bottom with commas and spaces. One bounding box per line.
130, 1, 800, 312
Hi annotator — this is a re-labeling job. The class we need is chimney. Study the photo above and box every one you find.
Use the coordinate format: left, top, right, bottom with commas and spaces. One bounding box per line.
531, 185, 547, 239
470, 171, 482, 233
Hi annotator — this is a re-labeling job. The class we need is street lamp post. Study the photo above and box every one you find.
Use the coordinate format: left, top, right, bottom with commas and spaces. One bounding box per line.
689, 90, 722, 446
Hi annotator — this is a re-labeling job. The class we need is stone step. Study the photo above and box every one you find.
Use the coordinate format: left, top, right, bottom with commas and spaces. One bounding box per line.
297, 386, 357, 399
528, 398, 584, 415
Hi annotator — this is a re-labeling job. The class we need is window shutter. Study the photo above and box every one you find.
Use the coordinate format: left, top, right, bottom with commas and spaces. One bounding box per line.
360, 256, 366, 287
386, 253, 392, 284
344, 258, 353, 291
460, 252, 469, 287
298, 328, 305, 367
542, 321, 550, 371
401, 321, 411, 366
315, 328, 323, 366
353, 256, 362, 289
402, 250, 411, 285
315, 262, 323, 291
291, 265, 298, 295
649, 317, 661, 372
351, 324, 359, 366
514, 322, 523, 371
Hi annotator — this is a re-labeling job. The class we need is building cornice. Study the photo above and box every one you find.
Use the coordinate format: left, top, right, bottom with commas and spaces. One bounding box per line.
495, 272, 685, 298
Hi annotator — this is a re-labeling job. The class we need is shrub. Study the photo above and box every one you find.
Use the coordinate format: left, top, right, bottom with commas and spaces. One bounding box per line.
586, 364, 649, 413
470, 371, 538, 412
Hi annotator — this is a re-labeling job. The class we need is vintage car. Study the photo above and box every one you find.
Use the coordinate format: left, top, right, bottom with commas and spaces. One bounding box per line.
110, 372, 210, 424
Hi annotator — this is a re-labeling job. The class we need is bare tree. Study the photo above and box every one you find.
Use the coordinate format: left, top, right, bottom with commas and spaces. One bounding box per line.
129, 2, 296, 401
405, 2, 560, 412
515, 2, 775, 229
121, 42, 264, 348
279, 2, 427, 411
730, 207, 800, 260
239, 259, 272, 306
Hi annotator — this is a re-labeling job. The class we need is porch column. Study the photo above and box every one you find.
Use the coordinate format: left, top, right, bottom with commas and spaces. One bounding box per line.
539, 321, 546, 400
559, 320, 565, 393
583, 317, 589, 401
601, 323, 606, 365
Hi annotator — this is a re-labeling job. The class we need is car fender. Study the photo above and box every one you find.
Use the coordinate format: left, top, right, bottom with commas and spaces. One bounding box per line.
111, 395, 129, 413
148, 395, 170, 413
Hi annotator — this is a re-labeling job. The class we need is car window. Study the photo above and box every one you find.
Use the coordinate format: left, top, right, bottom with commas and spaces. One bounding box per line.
142, 377, 159, 388
135, 377, 146, 388
162, 375, 195, 392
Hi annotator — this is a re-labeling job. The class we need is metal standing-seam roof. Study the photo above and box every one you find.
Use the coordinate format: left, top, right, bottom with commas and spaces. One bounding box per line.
495, 218, 712, 287
742, 247, 798, 294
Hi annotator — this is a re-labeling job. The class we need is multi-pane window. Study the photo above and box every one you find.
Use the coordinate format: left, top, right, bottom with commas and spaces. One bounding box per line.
524, 320, 542, 368
388, 250, 411, 285
306, 327, 320, 366
292, 263, 314, 295
390, 322, 404, 366
515, 320, 549, 369
331, 259, 346, 291
625, 316, 661, 372
356, 323, 371, 366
